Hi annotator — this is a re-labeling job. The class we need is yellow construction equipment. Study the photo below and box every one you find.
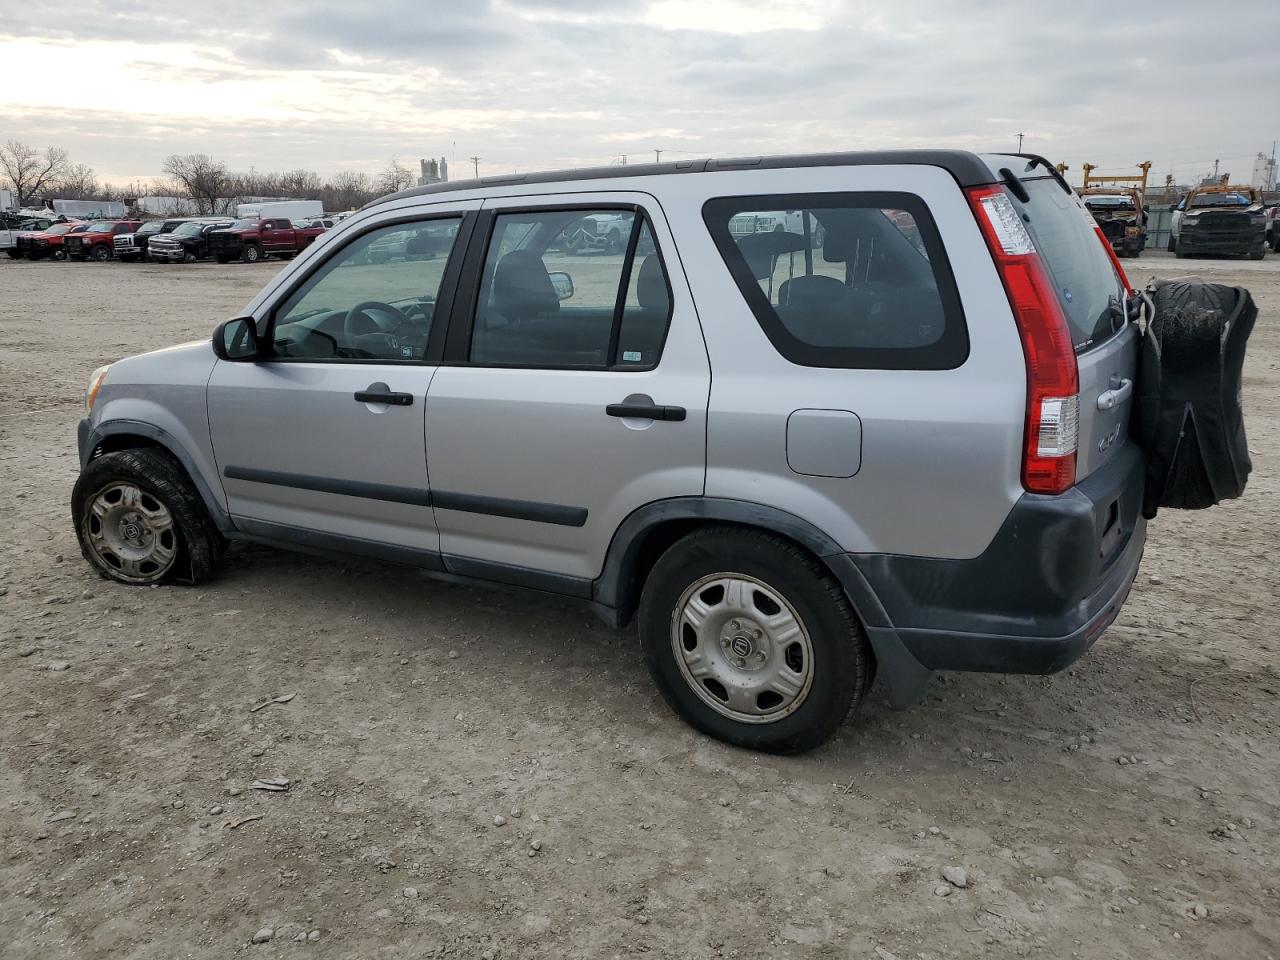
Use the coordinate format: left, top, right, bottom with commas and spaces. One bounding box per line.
1081, 161, 1153, 192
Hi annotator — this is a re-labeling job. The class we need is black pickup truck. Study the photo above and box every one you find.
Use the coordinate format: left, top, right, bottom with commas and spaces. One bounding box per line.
146, 219, 236, 263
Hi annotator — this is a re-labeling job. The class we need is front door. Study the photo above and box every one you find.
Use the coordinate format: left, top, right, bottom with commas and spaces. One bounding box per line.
207, 207, 475, 555
424, 195, 710, 582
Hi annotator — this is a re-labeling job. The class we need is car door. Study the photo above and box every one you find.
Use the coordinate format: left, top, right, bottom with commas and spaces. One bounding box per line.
424, 194, 710, 584
207, 204, 477, 557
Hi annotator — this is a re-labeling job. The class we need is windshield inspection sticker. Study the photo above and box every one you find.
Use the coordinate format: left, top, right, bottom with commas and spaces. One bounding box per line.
622, 351, 643, 363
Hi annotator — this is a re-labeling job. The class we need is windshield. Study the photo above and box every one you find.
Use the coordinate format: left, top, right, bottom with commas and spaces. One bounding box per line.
86, 221, 115, 232
137, 222, 162, 236
1010, 177, 1124, 353
173, 222, 206, 236
1189, 192, 1249, 208
46, 223, 75, 236
230, 219, 257, 230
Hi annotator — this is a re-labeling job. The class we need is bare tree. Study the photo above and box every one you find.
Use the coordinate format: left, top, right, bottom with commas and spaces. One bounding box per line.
162, 153, 231, 214
0, 141, 70, 206
57, 162, 100, 201
374, 157, 413, 196
323, 170, 375, 210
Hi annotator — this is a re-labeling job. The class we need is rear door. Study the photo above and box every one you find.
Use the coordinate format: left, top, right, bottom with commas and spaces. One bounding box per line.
1006, 173, 1137, 478
422, 193, 709, 582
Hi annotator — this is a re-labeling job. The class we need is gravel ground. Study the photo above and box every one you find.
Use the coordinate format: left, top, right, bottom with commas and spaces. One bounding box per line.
1, 252, 1277, 960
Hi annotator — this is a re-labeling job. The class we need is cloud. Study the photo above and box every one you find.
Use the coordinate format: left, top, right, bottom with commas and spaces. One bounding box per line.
1, 0, 1277, 185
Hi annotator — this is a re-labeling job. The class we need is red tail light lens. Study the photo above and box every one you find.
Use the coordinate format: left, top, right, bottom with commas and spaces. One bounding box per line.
966, 184, 1080, 495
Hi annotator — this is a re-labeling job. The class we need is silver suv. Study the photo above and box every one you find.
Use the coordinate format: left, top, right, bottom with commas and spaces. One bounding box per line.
73, 151, 1147, 753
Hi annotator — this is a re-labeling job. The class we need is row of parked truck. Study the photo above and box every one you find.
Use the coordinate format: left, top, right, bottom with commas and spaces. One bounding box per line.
1079, 182, 1276, 260
1, 213, 339, 264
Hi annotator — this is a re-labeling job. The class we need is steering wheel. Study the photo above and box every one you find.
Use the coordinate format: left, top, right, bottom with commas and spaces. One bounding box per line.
343, 300, 406, 345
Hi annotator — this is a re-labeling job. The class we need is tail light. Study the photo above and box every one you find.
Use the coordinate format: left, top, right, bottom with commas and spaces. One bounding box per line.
966, 184, 1079, 495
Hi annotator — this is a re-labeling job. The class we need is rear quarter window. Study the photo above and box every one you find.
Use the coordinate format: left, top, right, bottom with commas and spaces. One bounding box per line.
703, 192, 967, 370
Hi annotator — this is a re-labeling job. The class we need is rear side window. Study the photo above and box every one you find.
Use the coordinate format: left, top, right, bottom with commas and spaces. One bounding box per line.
468, 209, 672, 369
703, 192, 966, 370
1010, 178, 1124, 352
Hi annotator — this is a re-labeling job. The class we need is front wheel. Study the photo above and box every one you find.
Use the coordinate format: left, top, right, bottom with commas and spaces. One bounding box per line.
241, 244, 261, 263
5, 249, 22, 259
1167, 234, 1176, 253
638, 528, 872, 754
90, 245, 111, 262
1248, 242, 1266, 261
72, 448, 225, 585
184, 251, 197, 263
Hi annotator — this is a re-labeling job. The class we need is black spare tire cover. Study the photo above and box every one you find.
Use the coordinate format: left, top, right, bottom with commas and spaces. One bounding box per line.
1134, 278, 1255, 518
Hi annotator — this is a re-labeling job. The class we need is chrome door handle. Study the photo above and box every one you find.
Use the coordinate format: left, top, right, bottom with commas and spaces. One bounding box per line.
1096, 377, 1133, 411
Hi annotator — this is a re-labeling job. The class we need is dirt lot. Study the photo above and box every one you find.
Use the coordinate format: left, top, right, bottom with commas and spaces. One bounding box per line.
1, 252, 1277, 960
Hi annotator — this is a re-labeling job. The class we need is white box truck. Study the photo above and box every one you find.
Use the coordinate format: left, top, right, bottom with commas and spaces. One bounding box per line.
235, 199, 323, 221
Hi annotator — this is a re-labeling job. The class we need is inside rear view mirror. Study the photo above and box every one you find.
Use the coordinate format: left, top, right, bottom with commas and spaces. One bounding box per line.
548, 271, 574, 301
212, 316, 259, 361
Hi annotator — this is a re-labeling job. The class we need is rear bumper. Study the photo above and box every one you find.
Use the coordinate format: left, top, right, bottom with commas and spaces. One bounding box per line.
846, 443, 1146, 676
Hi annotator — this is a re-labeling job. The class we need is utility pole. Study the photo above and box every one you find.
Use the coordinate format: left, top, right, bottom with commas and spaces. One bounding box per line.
654, 149, 663, 163
1016, 132, 1025, 152
469, 156, 481, 178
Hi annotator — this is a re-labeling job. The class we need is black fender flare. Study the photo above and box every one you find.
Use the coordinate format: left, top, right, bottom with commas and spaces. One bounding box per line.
592, 497, 930, 708
79, 419, 233, 532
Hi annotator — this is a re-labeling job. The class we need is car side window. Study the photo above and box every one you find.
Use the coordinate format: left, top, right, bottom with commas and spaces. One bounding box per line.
703, 192, 967, 370
270, 217, 462, 363
469, 209, 672, 369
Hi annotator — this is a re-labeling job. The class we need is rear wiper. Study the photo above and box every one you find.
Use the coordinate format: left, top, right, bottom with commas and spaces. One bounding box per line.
1011, 152, 1072, 195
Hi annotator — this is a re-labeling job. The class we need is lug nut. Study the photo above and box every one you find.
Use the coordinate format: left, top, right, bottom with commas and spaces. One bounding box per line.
755, 652, 766, 663
735, 657, 746, 668
720, 637, 729, 647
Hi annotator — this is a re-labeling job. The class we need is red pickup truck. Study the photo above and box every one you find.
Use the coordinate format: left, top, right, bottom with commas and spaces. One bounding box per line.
63, 220, 143, 261
15, 221, 89, 260
206, 217, 326, 263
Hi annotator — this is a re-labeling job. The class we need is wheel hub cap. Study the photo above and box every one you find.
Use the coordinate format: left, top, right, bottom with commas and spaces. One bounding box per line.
84, 482, 178, 583
671, 573, 814, 724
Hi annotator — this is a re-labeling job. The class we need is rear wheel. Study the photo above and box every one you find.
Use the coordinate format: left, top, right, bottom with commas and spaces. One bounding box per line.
72, 448, 224, 586
638, 527, 872, 754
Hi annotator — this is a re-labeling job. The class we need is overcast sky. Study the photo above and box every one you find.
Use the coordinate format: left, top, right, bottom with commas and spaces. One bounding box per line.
2, 0, 1276, 188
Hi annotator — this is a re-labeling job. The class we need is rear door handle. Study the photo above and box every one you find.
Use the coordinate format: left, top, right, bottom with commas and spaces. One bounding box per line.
354, 389, 413, 406
606, 401, 686, 422
1096, 377, 1133, 411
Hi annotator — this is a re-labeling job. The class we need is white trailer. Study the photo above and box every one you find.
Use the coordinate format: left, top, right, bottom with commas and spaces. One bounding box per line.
235, 199, 323, 221
51, 198, 126, 218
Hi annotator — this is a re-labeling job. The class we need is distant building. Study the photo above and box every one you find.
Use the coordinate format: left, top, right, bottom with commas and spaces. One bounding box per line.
1251, 152, 1277, 191
0, 188, 15, 211
417, 157, 449, 187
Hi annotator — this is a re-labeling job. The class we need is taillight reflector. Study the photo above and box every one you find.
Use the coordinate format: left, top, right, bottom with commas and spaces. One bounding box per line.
966, 184, 1080, 495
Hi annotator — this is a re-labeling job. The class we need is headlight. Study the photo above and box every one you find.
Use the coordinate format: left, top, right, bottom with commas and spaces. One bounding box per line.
85, 365, 110, 413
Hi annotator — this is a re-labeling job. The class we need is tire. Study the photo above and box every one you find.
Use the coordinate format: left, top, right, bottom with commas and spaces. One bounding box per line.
184, 251, 197, 263
241, 243, 261, 263
72, 448, 225, 586
1174, 239, 1187, 259
1271, 233, 1280, 253
215, 254, 230, 264
1248, 242, 1265, 261
90, 244, 111, 262
638, 527, 872, 754
6, 249, 23, 259
1167, 234, 1176, 253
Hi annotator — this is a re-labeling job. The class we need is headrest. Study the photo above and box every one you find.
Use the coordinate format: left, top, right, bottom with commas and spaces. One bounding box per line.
636, 255, 668, 311
493, 250, 559, 318
736, 231, 808, 280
